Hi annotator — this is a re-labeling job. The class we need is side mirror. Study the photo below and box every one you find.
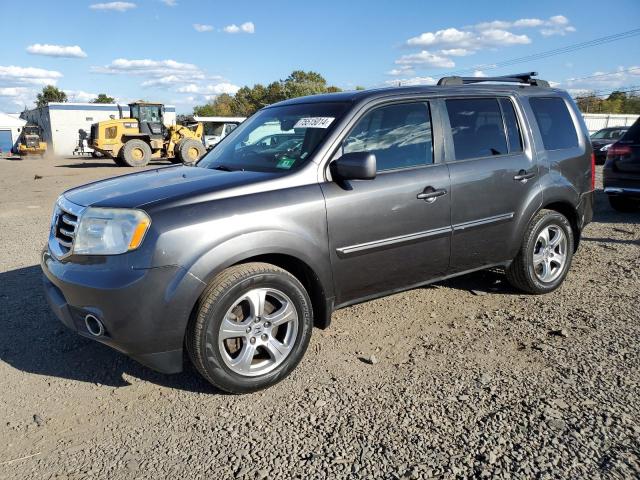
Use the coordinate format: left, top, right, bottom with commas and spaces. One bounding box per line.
331, 152, 377, 181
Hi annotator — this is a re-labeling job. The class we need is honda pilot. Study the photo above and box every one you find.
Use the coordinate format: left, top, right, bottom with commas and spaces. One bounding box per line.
42, 73, 595, 393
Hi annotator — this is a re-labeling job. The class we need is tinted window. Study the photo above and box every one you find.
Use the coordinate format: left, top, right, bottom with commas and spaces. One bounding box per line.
446, 98, 508, 160
530, 97, 578, 150
343, 102, 432, 171
499, 98, 523, 153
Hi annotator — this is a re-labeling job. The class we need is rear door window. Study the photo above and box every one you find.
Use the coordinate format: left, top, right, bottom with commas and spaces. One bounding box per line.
446, 98, 508, 160
529, 97, 578, 150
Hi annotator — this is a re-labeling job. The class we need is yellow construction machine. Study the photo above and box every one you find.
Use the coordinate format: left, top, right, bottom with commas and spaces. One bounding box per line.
89, 102, 206, 167
18, 124, 47, 157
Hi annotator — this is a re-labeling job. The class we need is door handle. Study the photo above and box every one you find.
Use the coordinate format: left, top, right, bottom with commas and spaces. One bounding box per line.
514, 170, 536, 183
417, 187, 447, 203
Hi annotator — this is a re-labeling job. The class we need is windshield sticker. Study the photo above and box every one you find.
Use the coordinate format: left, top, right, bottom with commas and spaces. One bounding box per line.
276, 158, 296, 169
294, 117, 335, 129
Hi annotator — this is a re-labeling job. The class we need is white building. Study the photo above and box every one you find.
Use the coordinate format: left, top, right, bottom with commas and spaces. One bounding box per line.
0, 111, 27, 154
20, 103, 177, 157
582, 113, 639, 134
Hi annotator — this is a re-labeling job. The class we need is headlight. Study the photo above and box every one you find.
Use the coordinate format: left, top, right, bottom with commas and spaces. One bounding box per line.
74, 208, 151, 255
600, 144, 612, 152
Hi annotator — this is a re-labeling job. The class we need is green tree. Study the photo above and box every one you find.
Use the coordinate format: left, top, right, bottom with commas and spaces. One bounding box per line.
192, 71, 342, 117
36, 85, 67, 107
92, 93, 115, 104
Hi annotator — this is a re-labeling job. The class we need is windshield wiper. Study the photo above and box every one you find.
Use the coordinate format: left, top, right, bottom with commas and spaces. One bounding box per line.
212, 164, 235, 172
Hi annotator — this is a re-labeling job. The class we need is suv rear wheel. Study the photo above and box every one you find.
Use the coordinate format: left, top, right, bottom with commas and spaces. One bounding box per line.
186, 262, 313, 393
506, 209, 574, 294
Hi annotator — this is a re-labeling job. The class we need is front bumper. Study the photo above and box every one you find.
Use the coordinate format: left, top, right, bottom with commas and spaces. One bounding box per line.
41, 248, 205, 374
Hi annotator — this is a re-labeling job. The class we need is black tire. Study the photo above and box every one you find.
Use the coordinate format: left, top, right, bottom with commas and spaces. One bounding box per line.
176, 139, 205, 164
506, 209, 574, 294
186, 262, 313, 393
121, 139, 151, 167
113, 151, 127, 167
169, 140, 183, 164
608, 195, 638, 212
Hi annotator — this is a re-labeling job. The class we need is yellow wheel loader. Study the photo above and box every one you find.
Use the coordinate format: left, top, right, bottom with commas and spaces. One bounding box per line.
89, 102, 206, 167
18, 124, 47, 157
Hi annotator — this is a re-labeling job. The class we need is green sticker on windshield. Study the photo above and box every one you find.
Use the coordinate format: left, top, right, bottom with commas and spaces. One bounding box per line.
276, 158, 296, 169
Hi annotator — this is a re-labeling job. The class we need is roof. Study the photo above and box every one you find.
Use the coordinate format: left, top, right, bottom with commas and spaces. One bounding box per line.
270, 83, 562, 108
0, 111, 26, 127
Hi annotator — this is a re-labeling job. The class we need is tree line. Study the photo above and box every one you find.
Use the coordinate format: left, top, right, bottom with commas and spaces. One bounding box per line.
34, 86, 115, 107
193, 71, 361, 117
574, 91, 640, 114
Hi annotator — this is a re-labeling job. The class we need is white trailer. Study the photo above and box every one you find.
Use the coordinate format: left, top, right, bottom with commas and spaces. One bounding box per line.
21, 103, 177, 157
0, 112, 26, 155
194, 116, 246, 149
582, 113, 639, 134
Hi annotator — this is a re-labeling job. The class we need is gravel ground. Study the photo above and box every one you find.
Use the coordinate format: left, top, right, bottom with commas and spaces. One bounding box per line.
0, 155, 638, 479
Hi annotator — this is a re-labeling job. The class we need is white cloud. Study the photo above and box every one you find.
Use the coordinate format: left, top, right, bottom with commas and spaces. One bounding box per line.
562, 66, 640, 92
0, 65, 63, 86
90, 2, 136, 12
177, 82, 240, 95
473, 70, 487, 77
161, 0, 177, 5
384, 76, 437, 87
223, 22, 255, 34
386, 66, 414, 76
396, 15, 575, 74
396, 51, 455, 69
193, 23, 213, 32
0, 87, 30, 97
474, 15, 575, 37
407, 27, 530, 49
93, 58, 201, 76
26, 44, 87, 58
64, 90, 99, 102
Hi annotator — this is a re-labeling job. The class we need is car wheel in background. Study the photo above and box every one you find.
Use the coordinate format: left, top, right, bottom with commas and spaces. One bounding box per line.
506, 209, 574, 294
186, 262, 313, 394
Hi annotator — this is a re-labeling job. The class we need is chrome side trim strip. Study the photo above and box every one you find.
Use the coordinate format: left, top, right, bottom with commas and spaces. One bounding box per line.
336, 226, 452, 257
452, 212, 514, 232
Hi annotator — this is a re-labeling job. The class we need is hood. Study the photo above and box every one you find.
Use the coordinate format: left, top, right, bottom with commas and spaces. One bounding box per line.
64, 165, 276, 209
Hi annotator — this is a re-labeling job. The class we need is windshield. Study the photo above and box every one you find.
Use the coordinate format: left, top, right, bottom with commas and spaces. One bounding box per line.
197, 102, 349, 173
591, 128, 627, 140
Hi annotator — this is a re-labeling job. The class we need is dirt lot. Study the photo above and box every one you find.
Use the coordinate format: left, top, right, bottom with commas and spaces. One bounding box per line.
0, 155, 638, 479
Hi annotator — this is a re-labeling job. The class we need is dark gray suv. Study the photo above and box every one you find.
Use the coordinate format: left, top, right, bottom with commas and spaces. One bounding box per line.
42, 73, 594, 393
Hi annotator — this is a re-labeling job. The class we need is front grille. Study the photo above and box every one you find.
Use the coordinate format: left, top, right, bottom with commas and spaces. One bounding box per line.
54, 207, 78, 255
49, 197, 84, 259
26, 136, 38, 148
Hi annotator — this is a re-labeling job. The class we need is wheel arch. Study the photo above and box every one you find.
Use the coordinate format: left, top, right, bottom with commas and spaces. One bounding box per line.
539, 200, 581, 251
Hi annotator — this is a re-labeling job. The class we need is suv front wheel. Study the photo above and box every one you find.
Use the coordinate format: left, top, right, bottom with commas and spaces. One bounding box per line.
506, 209, 574, 294
186, 262, 313, 393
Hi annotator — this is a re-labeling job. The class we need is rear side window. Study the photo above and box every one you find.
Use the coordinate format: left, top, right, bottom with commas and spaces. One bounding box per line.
446, 98, 508, 160
530, 97, 578, 150
499, 98, 523, 153
343, 102, 433, 171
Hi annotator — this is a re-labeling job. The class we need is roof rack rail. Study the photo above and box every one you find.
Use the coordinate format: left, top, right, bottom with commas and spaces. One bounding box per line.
437, 72, 550, 88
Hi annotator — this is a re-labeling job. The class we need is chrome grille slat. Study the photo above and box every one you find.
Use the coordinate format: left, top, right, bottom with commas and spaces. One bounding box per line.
59, 227, 75, 238
49, 196, 84, 259
61, 214, 77, 227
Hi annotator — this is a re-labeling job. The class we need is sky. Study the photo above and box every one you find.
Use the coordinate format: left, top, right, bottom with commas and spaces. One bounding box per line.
1, 0, 639, 113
